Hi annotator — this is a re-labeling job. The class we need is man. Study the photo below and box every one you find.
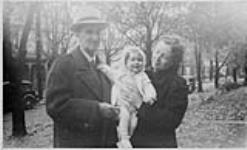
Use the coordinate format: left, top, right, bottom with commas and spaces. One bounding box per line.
45, 15, 119, 148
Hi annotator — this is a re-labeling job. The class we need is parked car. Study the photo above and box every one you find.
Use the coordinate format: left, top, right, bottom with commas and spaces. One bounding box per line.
182, 75, 196, 94
3, 80, 39, 113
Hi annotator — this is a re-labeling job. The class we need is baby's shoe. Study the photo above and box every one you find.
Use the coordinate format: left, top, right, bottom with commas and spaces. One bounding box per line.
117, 139, 132, 148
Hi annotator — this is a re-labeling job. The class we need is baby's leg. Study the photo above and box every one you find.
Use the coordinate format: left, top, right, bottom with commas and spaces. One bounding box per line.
129, 112, 138, 136
118, 105, 130, 140
117, 105, 132, 148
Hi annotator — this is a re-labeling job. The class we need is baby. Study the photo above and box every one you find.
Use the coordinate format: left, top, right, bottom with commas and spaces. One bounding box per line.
96, 46, 157, 148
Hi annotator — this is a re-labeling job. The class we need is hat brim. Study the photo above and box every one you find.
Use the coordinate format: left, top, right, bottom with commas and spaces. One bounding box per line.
71, 22, 108, 32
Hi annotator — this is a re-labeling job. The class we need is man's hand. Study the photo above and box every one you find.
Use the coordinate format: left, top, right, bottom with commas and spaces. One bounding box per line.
99, 102, 120, 121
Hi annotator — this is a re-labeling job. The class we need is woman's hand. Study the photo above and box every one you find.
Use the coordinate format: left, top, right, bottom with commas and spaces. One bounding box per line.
145, 99, 155, 105
144, 97, 156, 105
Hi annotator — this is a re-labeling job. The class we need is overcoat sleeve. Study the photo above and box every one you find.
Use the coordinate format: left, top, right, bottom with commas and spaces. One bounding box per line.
46, 56, 102, 128
138, 77, 188, 130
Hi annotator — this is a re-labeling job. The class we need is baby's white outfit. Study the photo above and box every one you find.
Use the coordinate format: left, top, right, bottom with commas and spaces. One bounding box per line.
98, 64, 157, 148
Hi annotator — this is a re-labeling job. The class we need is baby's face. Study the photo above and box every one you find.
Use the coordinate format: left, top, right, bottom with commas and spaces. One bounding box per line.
126, 52, 144, 74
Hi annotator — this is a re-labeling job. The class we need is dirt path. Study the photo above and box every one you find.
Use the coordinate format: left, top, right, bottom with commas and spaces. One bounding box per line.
3, 88, 247, 148
3, 105, 53, 148
177, 87, 247, 148
177, 106, 247, 148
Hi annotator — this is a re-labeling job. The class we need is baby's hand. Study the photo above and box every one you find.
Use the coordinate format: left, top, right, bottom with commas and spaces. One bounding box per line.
144, 97, 156, 105
95, 50, 107, 65
146, 100, 154, 105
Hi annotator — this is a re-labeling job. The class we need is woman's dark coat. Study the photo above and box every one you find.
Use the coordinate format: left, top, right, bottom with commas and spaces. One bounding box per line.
46, 47, 117, 148
131, 70, 188, 148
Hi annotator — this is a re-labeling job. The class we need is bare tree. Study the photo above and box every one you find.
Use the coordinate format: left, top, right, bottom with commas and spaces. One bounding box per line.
101, 24, 127, 64
181, 2, 205, 92
42, 2, 72, 67
3, 3, 13, 82
98, 2, 187, 68
35, 3, 43, 99
243, 38, 247, 85
12, 2, 36, 136
181, 1, 246, 89
228, 39, 247, 84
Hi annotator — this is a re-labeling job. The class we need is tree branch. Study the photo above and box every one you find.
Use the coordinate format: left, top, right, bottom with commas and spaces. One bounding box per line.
116, 26, 140, 47
218, 50, 231, 70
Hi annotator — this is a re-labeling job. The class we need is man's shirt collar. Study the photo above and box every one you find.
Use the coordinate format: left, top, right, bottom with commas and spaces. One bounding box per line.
80, 47, 95, 64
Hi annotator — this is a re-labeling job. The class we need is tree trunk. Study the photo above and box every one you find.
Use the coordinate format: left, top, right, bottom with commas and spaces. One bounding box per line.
244, 51, 247, 85
51, 8, 59, 63
3, 8, 15, 114
232, 67, 237, 83
195, 42, 203, 92
12, 3, 36, 136
145, 27, 152, 70
209, 59, 213, 81
214, 49, 219, 88
202, 64, 206, 80
180, 61, 185, 75
12, 80, 27, 136
18, 4, 36, 60
3, 10, 12, 82
244, 65, 247, 85
36, 6, 43, 99
4, 17, 27, 136
198, 48, 203, 92
4, 18, 26, 135
225, 65, 230, 79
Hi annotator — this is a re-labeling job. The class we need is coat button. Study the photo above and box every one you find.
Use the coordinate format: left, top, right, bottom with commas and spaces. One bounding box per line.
84, 123, 89, 128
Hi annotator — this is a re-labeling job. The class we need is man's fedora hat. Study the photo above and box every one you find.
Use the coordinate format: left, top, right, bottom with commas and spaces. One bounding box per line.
71, 16, 108, 32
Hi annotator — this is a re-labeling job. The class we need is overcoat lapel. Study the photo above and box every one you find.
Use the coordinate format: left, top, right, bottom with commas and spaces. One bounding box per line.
99, 72, 111, 103
71, 47, 102, 100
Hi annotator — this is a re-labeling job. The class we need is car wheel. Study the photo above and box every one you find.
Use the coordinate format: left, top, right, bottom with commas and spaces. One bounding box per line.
23, 94, 36, 109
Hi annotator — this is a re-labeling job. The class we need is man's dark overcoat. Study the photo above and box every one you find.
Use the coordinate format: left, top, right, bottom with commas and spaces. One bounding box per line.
131, 70, 188, 148
46, 47, 117, 148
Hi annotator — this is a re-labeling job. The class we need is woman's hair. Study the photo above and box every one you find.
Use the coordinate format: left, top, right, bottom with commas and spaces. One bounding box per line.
170, 43, 184, 71
122, 46, 146, 71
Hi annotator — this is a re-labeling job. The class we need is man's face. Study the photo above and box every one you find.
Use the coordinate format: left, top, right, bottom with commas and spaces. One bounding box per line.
77, 26, 102, 56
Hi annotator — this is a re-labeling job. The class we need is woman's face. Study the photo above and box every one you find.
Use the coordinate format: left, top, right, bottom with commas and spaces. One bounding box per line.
152, 46, 172, 71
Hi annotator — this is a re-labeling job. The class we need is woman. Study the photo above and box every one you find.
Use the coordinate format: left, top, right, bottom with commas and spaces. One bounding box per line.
131, 40, 188, 148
